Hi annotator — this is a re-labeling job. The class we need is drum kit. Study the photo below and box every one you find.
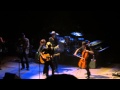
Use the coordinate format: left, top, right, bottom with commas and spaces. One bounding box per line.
57, 32, 84, 55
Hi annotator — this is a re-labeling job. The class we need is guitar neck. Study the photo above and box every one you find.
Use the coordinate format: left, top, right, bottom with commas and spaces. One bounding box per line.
53, 53, 60, 57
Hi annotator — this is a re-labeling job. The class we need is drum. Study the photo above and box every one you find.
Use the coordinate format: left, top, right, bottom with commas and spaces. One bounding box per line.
64, 36, 71, 45
57, 41, 65, 53
58, 37, 65, 43
57, 37, 65, 53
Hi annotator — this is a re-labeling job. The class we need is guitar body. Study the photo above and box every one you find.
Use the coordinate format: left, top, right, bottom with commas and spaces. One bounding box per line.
78, 50, 89, 69
40, 53, 60, 64
40, 53, 51, 64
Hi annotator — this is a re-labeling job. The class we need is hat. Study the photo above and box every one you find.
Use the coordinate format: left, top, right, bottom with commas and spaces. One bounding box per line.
50, 31, 56, 34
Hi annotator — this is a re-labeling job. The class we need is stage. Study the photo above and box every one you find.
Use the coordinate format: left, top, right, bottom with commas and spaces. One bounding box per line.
0, 56, 120, 79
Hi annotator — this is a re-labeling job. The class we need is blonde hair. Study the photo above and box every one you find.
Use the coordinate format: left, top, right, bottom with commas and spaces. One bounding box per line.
46, 42, 52, 48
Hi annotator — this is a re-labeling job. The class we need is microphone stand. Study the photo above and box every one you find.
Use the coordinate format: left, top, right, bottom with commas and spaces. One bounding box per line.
18, 50, 21, 78
17, 46, 21, 78
0, 60, 1, 70
38, 45, 45, 79
17, 51, 21, 78
38, 45, 42, 79
39, 52, 40, 79
19, 59, 21, 78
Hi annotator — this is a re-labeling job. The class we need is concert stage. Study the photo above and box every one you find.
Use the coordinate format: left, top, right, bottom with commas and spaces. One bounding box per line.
0, 56, 120, 79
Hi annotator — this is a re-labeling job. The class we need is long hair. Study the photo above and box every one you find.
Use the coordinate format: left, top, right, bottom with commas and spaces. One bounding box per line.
46, 42, 52, 48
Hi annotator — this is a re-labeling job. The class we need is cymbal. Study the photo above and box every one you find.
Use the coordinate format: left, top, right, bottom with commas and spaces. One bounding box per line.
64, 36, 70, 38
64, 36, 74, 41
78, 38, 84, 40
71, 32, 83, 36
56, 33, 59, 35
89, 40, 102, 46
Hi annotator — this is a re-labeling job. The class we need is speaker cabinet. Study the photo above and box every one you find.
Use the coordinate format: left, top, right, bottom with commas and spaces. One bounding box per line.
89, 59, 96, 69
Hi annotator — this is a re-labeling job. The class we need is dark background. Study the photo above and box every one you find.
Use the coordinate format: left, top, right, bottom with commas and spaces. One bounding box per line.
0, 10, 120, 63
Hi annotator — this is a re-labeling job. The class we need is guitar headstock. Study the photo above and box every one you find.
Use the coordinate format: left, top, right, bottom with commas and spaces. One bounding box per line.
54, 53, 60, 57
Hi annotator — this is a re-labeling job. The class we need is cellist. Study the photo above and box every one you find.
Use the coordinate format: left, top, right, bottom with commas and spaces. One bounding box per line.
74, 41, 94, 79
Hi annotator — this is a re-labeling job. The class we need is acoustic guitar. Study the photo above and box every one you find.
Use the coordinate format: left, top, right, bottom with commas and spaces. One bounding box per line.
40, 53, 60, 64
39, 42, 60, 64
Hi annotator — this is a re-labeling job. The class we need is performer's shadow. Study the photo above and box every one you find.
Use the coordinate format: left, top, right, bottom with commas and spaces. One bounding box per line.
57, 68, 73, 73
90, 75, 110, 79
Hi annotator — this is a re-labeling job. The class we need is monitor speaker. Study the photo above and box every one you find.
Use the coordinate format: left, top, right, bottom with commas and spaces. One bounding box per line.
89, 59, 96, 69
3, 72, 21, 79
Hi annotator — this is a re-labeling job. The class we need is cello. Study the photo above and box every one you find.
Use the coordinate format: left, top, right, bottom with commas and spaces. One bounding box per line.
78, 48, 89, 69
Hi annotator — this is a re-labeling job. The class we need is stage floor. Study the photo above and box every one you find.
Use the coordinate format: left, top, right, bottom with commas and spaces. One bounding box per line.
0, 56, 120, 79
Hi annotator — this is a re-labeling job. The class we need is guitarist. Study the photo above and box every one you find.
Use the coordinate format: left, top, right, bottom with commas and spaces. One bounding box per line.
38, 39, 46, 52
17, 33, 30, 70
37, 39, 46, 75
40, 42, 55, 78
73, 41, 94, 79
49, 31, 59, 72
